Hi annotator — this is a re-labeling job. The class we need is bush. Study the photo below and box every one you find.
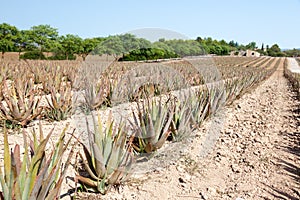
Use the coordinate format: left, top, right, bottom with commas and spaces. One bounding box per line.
20, 51, 46, 60
48, 51, 76, 60
119, 48, 179, 61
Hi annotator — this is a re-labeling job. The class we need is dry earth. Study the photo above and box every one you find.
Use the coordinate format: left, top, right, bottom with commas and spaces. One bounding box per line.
78, 61, 300, 200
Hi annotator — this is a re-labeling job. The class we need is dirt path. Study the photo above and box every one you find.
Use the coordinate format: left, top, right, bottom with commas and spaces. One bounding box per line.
83, 60, 300, 200
288, 58, 300, 73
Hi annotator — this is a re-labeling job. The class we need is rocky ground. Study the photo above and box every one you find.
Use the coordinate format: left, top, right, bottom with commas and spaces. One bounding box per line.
78, 61, 300, 200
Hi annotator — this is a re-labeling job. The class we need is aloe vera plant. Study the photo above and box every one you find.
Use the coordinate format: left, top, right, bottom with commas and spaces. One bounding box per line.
190, 89, 210, 126
0, 78, 42, 128
207, 85, 226, 116
75, 113, 133, 194
0, 123, 75, 200
44, 81, 73, 121
170, 99, 193, 141
82, 76, 113, 111
131, 97, 174, 153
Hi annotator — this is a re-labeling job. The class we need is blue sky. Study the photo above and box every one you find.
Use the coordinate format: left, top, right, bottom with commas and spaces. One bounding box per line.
1, 0, 299, 49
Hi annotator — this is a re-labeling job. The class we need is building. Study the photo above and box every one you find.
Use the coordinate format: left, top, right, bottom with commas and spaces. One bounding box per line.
230, 50, 260, 57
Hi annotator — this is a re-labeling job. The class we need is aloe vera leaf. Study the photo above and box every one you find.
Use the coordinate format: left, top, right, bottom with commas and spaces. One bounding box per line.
93, 143, 106, 177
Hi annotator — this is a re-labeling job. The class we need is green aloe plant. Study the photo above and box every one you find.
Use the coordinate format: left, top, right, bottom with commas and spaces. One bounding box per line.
0, 78, 42, 128
207, 85, 226, 116
44, 81, 73, 121
131, 97, 174, 153
75, 113, 133, 194
170, 99, 193, 142
190, 89, 210, 126
82, 76, 114, 111
0, 123, 75, 200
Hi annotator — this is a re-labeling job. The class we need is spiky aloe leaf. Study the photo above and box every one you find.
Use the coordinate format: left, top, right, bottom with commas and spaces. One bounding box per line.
0, 122, 75, 200
131, 97, 174, 153
76, 112, 133, 194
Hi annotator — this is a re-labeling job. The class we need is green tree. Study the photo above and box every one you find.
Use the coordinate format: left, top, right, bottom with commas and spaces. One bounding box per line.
119, 33, 151, 53
15, 30, 36, 59
267, 44, 284, 57
196, 36, 203, 43
59, 34, 83, 59
229, 40, 238, 47
261, 43, 264, 51
29, 25, 59, 54
96, 35, 124, 59
79, 38, 102, 61
284, 48, 300, 57
246, 42, 256, 50
0, 23, 19, 59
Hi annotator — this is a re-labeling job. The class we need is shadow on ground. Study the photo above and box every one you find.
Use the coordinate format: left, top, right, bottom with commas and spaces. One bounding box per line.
265, 93, 300, 200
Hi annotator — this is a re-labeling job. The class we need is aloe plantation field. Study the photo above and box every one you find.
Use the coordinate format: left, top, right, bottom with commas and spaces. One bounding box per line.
0, 55, 299, 200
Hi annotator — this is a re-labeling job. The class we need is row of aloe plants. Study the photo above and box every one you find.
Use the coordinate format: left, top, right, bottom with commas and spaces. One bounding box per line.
0, 76, 73, 128
0, 59, 279, 198
284, 58, 300, 99
0, 57, 276, 129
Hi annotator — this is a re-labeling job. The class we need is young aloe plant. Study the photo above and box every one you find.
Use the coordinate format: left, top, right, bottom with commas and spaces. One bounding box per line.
75, 113, 133, 194
170, 99, 193, 142
0, 123, 75, 200
0, 78, 42, 128
131, 97, 174, 153
82, 76, 114, 112
44, 81, 73, 121
207, 85, 226, 116
190, 89, 210, 126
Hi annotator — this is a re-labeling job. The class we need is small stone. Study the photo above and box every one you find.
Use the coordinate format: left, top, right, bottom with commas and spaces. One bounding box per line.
231, 164, 241, 173
184, 174, 192, 181
207, 187, 217, 196
236, 146, 242, 152
200, 192, 208, 200
178, 177, 186, 183
176, 166, 185, 173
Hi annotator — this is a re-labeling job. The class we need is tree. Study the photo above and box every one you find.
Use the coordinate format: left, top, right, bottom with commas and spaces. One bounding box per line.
261, 43, 264, 51
0, 23, 19, 59
284, 48, 300, 57
119, 33, 151, 53
96, 36, 124, 59
267, 44, 284, 57
219, 39, 228, 46
15, 30, 36, 59
229, 40, 237, 47
246, 42, 256, 50
29, 25, 59, 54
79, 38, 102, 61
59, 34, 83, 60
196, 36, 203, 43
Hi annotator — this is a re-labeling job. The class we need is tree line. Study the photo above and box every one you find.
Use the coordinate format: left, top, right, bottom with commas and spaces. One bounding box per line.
0, 23, 297, 61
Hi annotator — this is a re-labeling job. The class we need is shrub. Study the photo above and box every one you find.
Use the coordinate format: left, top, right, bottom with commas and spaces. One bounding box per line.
48, 51, 76, 60
119, 48, 179, 61
20, 51, 46, 60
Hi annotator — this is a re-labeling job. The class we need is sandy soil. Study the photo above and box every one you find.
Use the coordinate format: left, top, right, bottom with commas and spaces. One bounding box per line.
76, 61, 300, 200
288, 58, 300, 73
